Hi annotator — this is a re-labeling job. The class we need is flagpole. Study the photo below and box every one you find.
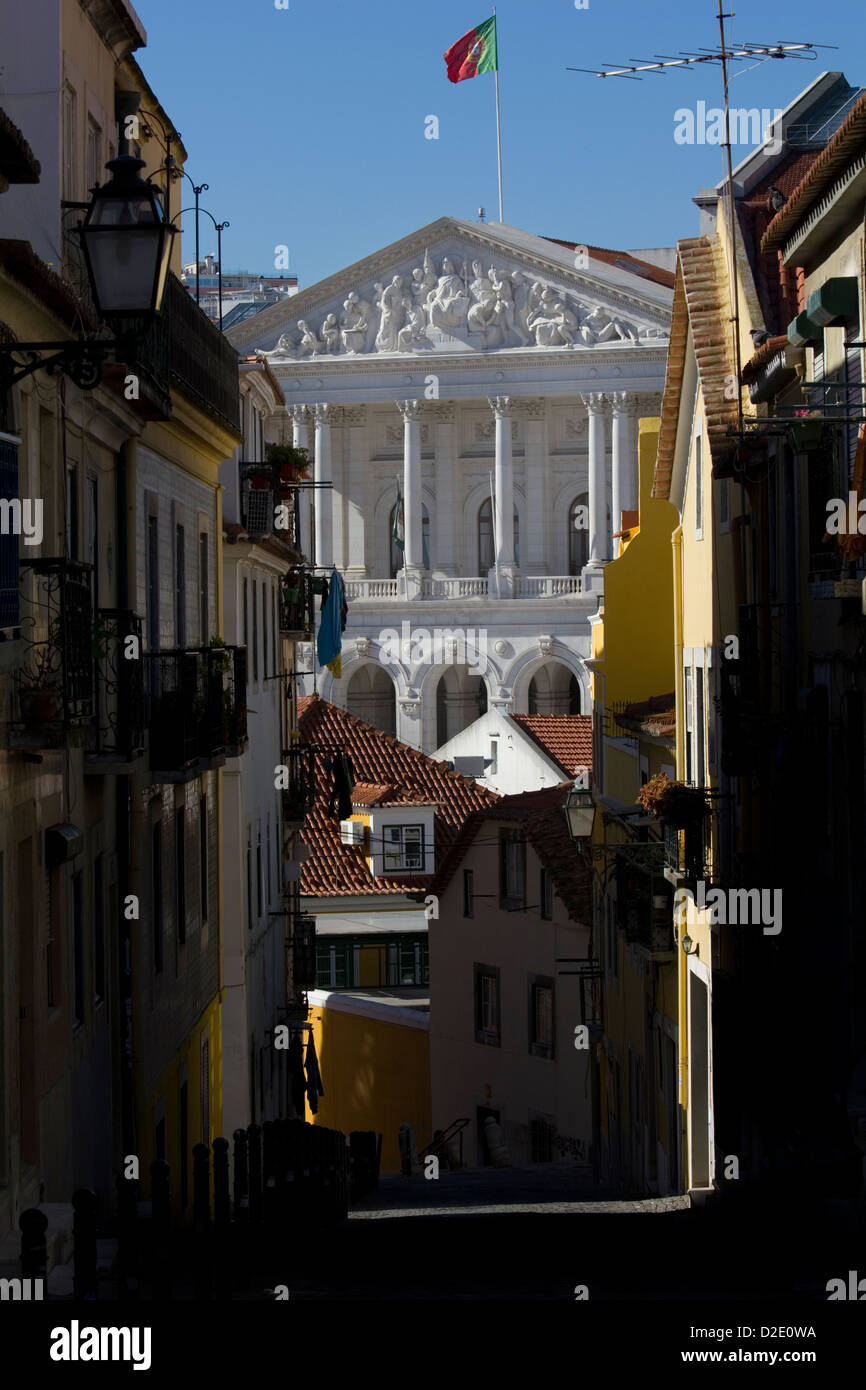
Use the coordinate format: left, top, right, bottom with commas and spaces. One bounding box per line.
493, 8, 503, 221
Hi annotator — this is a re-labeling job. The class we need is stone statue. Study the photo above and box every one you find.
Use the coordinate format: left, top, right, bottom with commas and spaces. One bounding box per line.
397, 296, 428, 350
297, 319, 323, 356
376, 275, 406, 351
340, 291, 371, 353
427, 256, 469, 331
582, 305, 640, 343
467, 262, 498, 335
321, 312, 340, 353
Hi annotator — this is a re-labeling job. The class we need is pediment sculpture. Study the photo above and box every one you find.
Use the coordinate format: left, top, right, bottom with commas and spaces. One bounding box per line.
258, 250, 668, 360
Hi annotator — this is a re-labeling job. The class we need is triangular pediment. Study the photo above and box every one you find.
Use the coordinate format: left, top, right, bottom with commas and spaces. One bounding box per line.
227, 217, 672, 364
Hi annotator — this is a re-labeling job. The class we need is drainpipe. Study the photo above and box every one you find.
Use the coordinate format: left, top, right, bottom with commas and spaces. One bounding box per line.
115, 440, 135, 1162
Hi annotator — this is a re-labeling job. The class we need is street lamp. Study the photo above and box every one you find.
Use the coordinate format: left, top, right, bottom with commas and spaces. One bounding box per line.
563, 766, 595, 841
174, 205, 229, 329
78, 155, 175, 324
0, 155, 176, 394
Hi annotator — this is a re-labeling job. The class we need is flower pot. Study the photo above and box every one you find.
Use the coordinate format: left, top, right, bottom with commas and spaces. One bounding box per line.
20, 684, 61, 725
789, 420, 824, 451
250, 475, 270, 490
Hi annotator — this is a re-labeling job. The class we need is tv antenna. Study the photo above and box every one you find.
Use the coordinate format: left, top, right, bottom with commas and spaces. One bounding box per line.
568, 4, 837, 437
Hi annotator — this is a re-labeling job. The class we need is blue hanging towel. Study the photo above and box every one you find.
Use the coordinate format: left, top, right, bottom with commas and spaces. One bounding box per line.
316, 568, 344, 675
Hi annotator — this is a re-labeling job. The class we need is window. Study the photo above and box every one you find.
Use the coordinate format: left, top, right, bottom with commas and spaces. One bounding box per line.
252, 579, 258, 682
198, 532, 209, 641
540, 867, 554, 920
147, 514, 159, 652
174, 524, 186, 647
62, 84, 77, 201
530, 1116, 555, 1163
66, 465, 79, 560
0, 437, 20, 627
389, 502, 430, 577
383, 823, 424, 872
242, 577, 249, 685
499, 829, 525, 910
152, 822, 163, 972
478, 497, 519, 572
316, 942, 347, 988
474, 963, 501, 1046
569, 493, 589, 574
489, 738, 498, 774
246, 843, 253, 929
696, 666, 706, 787
694, 432, 703, 536
199, 795, 208, 922
93, 854, 104, 1002
684, 666, 694, 785
529, 977, 554, 1058
175, 809, 186, 945
605, 893, 618, 982
85, 116, 101, 195
46, 871, 58, 1007
72, 871, 84, 1026
271, 585, 277, 674
463, 869, 474, 918
86, 475, 98, 603
261, 582, 268, 679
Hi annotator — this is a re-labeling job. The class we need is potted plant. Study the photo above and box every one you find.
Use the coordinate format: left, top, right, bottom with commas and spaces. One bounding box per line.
265, 441, 311, 482
788, 410, 824, 452
637, 772, 708, 827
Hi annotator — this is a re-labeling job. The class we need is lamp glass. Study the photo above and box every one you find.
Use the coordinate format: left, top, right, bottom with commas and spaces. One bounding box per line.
79, 156, 175, 319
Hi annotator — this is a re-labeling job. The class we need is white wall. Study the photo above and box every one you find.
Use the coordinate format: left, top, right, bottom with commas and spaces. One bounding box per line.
434, 709, 565, 795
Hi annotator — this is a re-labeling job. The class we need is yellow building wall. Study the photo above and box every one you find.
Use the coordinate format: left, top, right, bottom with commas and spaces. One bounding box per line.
306, 1003, 430, 1174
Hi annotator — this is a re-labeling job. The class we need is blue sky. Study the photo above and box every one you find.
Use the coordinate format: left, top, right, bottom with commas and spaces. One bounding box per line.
135, 0, 865, 286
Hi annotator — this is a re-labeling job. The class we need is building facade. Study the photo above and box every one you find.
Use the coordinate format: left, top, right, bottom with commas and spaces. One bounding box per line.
227, 219, 673, 753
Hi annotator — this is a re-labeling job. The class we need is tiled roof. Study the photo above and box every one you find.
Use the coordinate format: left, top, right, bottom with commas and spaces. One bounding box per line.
298, 696, 499, 898
762, 91, 866, 253
614, 693, 676, 740
0, 107, 40, 184
432, 782, 592, 924
741, 334, 789, 385
543, 237, 676, 290
653, 237, 739, 496
508, 714, 592, 778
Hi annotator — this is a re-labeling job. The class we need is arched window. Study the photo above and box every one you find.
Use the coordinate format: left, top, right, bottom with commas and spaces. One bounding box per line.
390, 502, 429, 577
478, 497, 519, 573
569, 493, 589, 575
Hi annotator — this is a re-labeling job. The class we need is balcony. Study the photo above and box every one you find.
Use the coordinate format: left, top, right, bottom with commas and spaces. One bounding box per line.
279, 568, 315, 639
240, 464, 306, 555
663, 819, 707, 886
616, 854, 675, 960
146, 649, 204, 781
200, 643, 248, 762
290, 913, 317, 990
85, 610, 145, 773
343, 575, 586, 602
9, 559, 95, 750
281, 743, 317, 828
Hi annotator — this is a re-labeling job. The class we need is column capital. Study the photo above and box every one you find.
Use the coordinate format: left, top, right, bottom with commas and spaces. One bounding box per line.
289, 404, 310, 425
580, 392, 609, 416
312, 402, 331, 424
488, 395, 513, 419
609, 391, 637, 417
396, 399, 422, 422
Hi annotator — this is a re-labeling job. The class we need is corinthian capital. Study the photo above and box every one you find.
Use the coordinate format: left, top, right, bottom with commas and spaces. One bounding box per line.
289, 404, 310, 425
396, 399, 422, 422
312, 402, 331, 424
580, 392, 609, 416
488, 395, 513, 419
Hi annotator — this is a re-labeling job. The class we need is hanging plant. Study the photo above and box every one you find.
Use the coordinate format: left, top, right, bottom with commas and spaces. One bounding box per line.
265, 441, 311, 481
788, 410, 824, 453
637, 772, 708, 826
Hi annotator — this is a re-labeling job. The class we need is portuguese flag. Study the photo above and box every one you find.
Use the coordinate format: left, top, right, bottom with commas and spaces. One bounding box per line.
444, 15, 498, 83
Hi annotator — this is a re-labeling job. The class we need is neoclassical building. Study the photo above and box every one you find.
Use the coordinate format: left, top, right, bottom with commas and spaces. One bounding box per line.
227, 218, 673, 752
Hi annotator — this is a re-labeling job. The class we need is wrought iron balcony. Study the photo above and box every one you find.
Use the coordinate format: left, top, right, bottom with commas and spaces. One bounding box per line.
279, 568, 315, 638
281, 743, 317, 827
663, 819, 707, 884
198, 643, 248, 763
222, 645, 248, 757
9, 558, 95, 749
290, 913, 317, 990
146, 649, 204, 781
240, 471, 304, 553
85, 610, 145, 772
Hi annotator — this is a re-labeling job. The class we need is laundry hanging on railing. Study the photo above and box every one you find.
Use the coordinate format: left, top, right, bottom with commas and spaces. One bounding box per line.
316, 569, 348, 677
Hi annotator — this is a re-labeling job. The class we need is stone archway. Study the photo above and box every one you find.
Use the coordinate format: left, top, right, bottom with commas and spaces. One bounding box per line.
528, 661, 583, 715
434, 665, 488, 748
345, 664, 396, 736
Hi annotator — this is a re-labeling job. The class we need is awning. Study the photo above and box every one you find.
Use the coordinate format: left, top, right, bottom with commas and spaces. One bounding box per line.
312, 910, 427, 937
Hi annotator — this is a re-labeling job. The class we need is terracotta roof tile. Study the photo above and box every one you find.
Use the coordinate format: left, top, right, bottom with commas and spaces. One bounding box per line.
543, 237, 676, 289
432, 781, 592, 923
762, 91, 866, 254
508, 714, 592, 778
298, 696, 499, 898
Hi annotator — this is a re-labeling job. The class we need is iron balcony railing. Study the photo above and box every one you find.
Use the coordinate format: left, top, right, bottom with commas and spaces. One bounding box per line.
146, 649, 204, 779
241, 471, 303, 552
11, 558, 95, 747
87, 609, 145, 768
281, 743, 317, 826
222, 645, 248, 757
663, 819, 707, 883
279, 568, 315, 638
290, 913, 317, 990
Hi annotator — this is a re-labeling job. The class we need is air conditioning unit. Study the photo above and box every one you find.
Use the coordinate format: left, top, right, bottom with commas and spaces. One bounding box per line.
340, 819, 365, 846
453, 756, 487, 777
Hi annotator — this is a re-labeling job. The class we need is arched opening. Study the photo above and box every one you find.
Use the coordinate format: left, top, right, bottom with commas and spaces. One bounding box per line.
569, 493, 589, 575
390, 501, 430, 577
436, 666, 488, 748
346, 665, 396, 737
478, 497, 519, 573
528, 664, 582, 716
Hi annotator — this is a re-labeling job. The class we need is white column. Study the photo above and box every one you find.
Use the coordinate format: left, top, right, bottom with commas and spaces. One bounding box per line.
581, 392, 609, 579
343, 405, 368, 577
610, 392, 637, 546
523, 398, 547, 575
290, 405, 311, 561
433, 402, 457, 577
397, 399, 424, 599
488, 395, 517, 597
312, 403, 332, 570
